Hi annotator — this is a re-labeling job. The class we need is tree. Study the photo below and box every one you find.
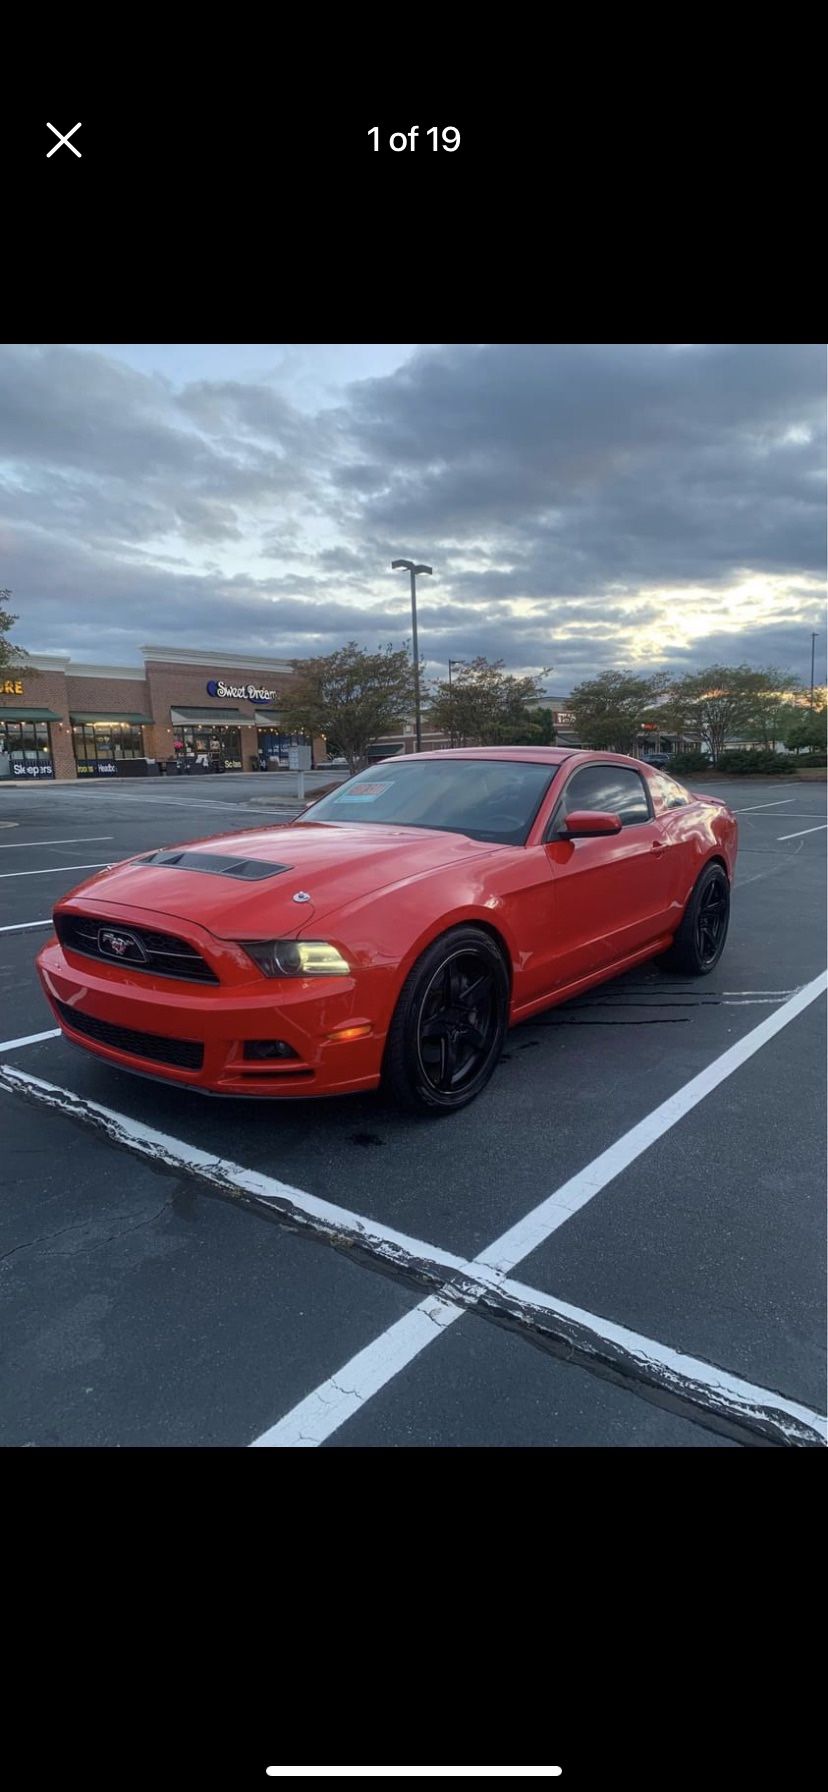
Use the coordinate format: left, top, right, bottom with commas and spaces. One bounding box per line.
664, 665, 771, 766
783, 706, 827, 755
427, 657, 552, 746
741, 667, 806, 750
279, 641, 418, 774
511, 704, 557, 747
0, 590, 29, 675
568, 669, 672, 754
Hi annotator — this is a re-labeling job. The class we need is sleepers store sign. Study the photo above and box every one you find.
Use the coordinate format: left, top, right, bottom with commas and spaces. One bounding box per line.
206, 679, 279, 702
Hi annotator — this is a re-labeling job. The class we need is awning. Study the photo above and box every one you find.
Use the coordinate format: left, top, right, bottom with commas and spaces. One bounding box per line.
0, 706, 64, 721
253, 709, 284, 725
70, 711, 153, 725
169, 706, 256, 729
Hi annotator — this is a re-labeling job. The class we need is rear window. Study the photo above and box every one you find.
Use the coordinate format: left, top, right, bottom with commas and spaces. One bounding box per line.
650, 773, 691, 810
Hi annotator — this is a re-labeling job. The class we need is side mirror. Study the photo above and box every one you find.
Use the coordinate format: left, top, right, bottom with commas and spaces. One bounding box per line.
563, 810, 623, 837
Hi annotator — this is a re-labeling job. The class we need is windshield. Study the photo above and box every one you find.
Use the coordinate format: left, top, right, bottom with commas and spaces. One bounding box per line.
299, 759, 559, 845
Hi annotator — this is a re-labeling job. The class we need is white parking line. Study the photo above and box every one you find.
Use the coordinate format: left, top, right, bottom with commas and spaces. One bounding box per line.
0, 1029, 60, 1052
0, 861, 111, 879
1, 969, 825, 1447
0, 1058, 824, 1447
777, 824, 828, 841
734, 800, 797, 812
0, 920, 52, 934
252, 970, 827, 1446
0, 836, 114, 850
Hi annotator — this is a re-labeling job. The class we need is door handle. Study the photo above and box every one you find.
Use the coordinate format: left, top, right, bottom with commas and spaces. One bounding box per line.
651, 840, 667, 854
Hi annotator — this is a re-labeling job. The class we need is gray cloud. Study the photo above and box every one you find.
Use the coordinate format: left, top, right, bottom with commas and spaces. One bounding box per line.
337, 344, 825, 586
0, 342, 824, 692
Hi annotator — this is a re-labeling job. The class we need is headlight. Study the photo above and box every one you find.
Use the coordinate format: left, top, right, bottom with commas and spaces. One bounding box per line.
241, 939, 350, 978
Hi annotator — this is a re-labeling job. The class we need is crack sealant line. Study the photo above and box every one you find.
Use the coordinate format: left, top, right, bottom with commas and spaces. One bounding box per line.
471, 1274, 827, 1447
251, 968, 828, 1447
0, 1074, 824, 1449
1, 972, 826, 1449
0, 1066, 469, 1278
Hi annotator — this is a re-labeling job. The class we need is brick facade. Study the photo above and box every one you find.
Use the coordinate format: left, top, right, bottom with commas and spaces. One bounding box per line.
142, 656, 296, 766
1, 646, 323, 780
0, 659, 76, 779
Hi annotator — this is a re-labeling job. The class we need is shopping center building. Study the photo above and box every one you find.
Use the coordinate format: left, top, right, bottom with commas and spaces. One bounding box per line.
0, 645, 321, 781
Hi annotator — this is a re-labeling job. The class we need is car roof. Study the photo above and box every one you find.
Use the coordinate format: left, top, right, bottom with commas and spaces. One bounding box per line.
377, 746, 573, 765
376, 747, 657, 770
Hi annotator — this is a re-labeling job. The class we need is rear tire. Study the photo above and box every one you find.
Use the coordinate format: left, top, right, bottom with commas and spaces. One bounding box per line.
657, 861, 731, 976
383, 926, 510, 1114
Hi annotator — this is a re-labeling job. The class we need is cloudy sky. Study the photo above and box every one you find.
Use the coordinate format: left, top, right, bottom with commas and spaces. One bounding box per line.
1, 342, 824, 694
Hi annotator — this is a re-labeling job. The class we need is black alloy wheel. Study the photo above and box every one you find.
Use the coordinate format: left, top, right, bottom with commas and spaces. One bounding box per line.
657, 861, 731, 976
694, 871, 730, 968
383, 926, 510, 1113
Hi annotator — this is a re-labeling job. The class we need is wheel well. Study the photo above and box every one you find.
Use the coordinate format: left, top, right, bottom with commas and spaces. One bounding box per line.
397, 917, 514, 997
675, 853, 730, 928
462, 919, 514, 989
382, 918, 514, 1084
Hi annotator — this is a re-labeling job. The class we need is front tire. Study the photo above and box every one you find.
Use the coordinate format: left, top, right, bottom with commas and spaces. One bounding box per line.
383, 926, 510, 1114
658, 861, 731, 975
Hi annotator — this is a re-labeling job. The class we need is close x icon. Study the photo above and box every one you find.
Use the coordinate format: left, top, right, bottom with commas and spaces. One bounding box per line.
46, 121, 82, 157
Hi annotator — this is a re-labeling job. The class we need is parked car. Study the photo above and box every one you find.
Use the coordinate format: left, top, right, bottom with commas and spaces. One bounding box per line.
640, 751, 672, 768
37, 748, 738, 1115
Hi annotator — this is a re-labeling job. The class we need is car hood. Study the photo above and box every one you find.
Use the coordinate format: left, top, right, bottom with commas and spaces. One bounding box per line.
61, 821, 500, 937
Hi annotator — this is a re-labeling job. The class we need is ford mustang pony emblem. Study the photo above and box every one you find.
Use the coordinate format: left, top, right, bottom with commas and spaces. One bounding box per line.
98, 927, 147, 962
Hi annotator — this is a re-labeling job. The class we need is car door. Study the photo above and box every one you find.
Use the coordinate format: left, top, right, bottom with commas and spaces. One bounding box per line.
540, 762, 677, 989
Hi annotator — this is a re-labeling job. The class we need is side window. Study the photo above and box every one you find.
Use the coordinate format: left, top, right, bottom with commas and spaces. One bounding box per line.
651, 772, 690, 810
552, 764, 652, 831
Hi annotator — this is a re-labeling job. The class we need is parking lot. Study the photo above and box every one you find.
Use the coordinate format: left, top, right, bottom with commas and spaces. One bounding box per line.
1, 771, 825, 1447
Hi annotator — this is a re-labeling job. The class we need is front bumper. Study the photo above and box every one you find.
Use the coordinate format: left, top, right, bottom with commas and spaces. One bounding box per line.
36, 928, 386, 1098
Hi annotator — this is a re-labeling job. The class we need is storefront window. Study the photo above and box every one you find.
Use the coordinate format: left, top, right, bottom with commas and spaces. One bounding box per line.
174, 725, 242, 770
72, 722, 144, 776
255, 729, 308, 767
0, 718, 54, 779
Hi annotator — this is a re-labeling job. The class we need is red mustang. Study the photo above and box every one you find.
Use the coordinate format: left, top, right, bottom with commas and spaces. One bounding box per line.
36, 749, 738, 1114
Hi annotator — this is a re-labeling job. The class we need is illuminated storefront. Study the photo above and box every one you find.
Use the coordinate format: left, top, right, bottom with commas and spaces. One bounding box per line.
71, 715, 152, 777
0, 708, 61, 778
169, 710, 244, 770
1, 647, 322, 780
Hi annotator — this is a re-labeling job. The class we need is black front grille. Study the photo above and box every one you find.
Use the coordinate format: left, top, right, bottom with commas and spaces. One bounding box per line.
55, 913, 218, 983
53, 998, 204, 1070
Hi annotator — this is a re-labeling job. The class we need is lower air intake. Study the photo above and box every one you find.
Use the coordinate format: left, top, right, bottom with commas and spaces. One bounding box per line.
53, 998, 204, 1070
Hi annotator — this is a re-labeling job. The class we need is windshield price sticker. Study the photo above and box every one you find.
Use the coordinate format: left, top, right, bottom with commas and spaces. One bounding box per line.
335, 782, 393, 802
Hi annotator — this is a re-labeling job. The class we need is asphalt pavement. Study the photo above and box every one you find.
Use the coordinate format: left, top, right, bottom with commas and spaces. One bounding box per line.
1, 772, 825, 1446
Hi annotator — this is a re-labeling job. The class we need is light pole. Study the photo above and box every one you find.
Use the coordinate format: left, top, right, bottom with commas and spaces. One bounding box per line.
448, 658, 465, 747
392, 558, 432, 752
810, 632, 817, 708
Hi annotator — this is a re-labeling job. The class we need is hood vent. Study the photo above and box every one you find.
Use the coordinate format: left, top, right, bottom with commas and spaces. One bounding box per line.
134, 849, 292, 882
